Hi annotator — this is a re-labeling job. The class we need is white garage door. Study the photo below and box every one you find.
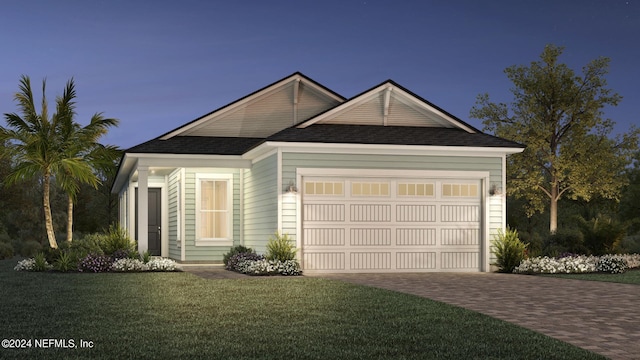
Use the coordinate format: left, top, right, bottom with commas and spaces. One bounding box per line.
301, 176, 482, 272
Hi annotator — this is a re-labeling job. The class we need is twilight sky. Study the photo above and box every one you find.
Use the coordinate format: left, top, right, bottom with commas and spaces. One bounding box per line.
1, 0, 638, 149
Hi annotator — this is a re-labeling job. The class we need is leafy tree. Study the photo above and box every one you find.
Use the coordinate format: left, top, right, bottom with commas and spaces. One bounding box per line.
471, 45, 639, 232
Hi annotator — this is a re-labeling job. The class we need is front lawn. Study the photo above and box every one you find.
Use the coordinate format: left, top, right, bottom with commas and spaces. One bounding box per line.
544, 268, 640, 285
0, 259, 602, 359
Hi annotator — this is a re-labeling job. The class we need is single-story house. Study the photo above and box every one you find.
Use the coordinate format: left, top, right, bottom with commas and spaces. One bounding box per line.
111, 72, 524, 273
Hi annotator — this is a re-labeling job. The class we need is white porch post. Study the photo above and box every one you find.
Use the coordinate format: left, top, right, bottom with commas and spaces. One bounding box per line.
138, 166, 149, 255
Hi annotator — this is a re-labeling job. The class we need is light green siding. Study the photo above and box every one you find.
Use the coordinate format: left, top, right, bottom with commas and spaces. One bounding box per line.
243, 154, 278, 253
168, 170, 180, 260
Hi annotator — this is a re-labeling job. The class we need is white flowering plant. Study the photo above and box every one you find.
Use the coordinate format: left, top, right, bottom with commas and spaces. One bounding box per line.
14, 258, 37, 271
226, 252, 302, 276
514, 254, 640, 274
111, 258, 148, 272
147, 257, 178, 271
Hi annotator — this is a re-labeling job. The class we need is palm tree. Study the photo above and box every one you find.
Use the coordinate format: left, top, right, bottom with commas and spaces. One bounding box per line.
1, 76, 65, 248
0, 75, 118, 248
57, 115, 119, 242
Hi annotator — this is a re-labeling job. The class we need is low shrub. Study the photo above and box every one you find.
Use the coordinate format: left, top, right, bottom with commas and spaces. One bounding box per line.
14, 258, 36, 271
53, 251, 76, 272
576, 215, 627, 255
69, 234, 105, 258
514, 255, 597, 274
265, 232, 297, 262
226, 252, 264, 271
78, 254, 113, 273
33, 252, 53, 272
514, 254, 640, 274
100, 226, 136, 255
492, 227, 527, 273
111, 258, 148, 272
20, 240, 43, 257
223, 245, 255, 266
543, 228, 587, 257
0, 242, 14, 259
226, 251, 301, 276
147, 257, 178, 271
596, 255, 628, 274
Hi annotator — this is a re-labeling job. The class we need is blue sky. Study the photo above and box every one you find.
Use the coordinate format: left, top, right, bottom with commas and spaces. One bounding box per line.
1, 0, 638, 149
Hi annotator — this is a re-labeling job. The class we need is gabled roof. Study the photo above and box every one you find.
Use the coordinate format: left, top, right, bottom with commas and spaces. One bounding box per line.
158, 72, 345, 139
267, 124, 523, 148
297, 80, 480, 133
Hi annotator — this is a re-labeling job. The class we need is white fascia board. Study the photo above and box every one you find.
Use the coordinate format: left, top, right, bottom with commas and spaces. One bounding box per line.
134, 153, 252, 168
262, 141, 525, 157
111, 153, 136, 194
297, 167, 490, 179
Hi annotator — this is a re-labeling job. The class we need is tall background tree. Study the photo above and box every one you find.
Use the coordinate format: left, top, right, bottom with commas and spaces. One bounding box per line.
471, 45, 639, 233
0, 75, 119, 249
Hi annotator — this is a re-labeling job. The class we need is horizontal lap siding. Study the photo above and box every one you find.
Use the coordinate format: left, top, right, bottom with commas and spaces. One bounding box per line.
168, 170, 180, 260
183, 169, 241, 262
243, 154, 278, 253
281, 152, 504, 257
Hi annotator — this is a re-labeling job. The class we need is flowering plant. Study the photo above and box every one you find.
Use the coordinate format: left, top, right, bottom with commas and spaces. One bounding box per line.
596, 255, 628, 274
147, 257, 177, 271
78, 254, 113, 272
14, 258, 37, 271
226, 252, 302, 276
111, 258, 148, 272
514, 253, 640, 274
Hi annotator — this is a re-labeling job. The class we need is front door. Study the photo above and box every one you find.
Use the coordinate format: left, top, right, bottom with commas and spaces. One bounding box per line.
147, 188, 161, 256
135, 188, 162, 256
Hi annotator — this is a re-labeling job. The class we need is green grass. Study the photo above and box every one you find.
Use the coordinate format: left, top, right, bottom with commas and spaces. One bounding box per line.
543, 268, 640, 285
0, 259, 602, 360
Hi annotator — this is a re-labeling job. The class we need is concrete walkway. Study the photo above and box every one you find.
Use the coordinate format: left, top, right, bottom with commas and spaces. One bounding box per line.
312, 272, 640, 360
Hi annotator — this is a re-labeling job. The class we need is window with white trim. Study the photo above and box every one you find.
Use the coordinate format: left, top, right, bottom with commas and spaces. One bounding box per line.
196, 174, 233, 245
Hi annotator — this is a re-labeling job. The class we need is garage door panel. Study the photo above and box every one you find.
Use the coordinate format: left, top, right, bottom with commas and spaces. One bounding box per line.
441, 228, 480, 245
350, 252, 391, 270
304, 228, 345, 246
350, 204, 391, 222
441, 252, 479, 269
396, 252, 437, 269
441, 205, 479, 222
350, 228, 392, 246
304, 204, 345, 222
304, 252, 345, 270
396, 205, 436, 222
396, 228, 437, 245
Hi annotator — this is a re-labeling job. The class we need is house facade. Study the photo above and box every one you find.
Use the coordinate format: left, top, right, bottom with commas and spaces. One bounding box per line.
111, 72, 524, 273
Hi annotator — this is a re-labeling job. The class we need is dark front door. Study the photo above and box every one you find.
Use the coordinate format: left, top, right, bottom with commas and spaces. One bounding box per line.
135, 188, 162, 256
147, 188, 161, 256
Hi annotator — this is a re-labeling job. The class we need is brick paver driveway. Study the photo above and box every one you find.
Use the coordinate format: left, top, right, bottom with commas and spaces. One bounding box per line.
313, 272, 640, 360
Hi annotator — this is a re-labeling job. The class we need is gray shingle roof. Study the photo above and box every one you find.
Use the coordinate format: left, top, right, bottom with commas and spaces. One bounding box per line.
126, 136, 264, 155
266, 124, 525, 148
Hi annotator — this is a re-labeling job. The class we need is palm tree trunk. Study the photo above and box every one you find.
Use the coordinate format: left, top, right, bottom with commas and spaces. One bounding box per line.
43, 170, 58, 248
67, 194, 73, 242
